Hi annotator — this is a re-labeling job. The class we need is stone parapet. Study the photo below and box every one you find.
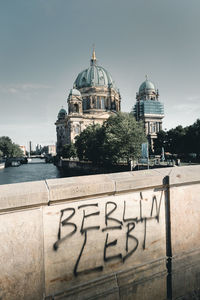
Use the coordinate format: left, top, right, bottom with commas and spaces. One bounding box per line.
0, 180, 49, 211
0, 165, 199, 299
46, 173, 115, 203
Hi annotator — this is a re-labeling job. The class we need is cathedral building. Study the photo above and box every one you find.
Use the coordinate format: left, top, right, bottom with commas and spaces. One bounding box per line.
56, 50, 164, 155
133, 76, 164, 149
55, 49, 121, 155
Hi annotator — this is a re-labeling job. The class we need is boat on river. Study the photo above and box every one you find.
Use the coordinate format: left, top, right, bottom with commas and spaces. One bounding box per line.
0, 162, 5, 169
11, 161, 21, 167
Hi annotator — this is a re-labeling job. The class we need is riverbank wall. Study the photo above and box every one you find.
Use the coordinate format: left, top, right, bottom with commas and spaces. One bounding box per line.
56, 158, 130, 176
55, 158, 179, 177
0, 165, 199, 299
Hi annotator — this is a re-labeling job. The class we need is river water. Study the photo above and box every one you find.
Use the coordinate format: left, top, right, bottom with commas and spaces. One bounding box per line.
0, 158, 63, 185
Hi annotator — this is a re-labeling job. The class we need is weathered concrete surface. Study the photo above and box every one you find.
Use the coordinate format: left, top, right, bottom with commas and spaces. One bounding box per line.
45, 274, 119, 300
0, 180, 48, 211
0, 165, 199, 300
170, 164, 200, 185
43, 189, 166, 298
171, 249, 200, 300
108, 170, 166, 193
169, 166, 200, 299
0, 208, 44, 300
169, 180, 200, 300
46, 174, 115, 202
170, 184, 200, 254
117, 258, 167, 300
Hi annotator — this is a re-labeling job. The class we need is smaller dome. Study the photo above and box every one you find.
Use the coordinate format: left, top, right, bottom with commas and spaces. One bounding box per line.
58, 107, 67, 119
59, 108, 67, 114
69, 88, 81, 97
139, 79, 156, 93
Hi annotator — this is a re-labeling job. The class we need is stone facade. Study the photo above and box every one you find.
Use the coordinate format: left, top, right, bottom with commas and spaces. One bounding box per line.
56, 52, 165, 154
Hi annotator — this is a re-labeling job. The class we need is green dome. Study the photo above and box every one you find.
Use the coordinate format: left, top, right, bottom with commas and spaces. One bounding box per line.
74, 65, 117, 90
139, 79, 156, 93
58, 107, 67, 119
74, 50, 117, 91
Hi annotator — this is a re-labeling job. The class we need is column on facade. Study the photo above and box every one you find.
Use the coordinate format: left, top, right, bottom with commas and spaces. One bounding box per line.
110, 96, 112, 109
156, 122, 159, 132
145, 122, 148, 135
89, 96, 92, 109
94, 96, 97, 109
148, 122, 150, 134
116, 98, 119, 111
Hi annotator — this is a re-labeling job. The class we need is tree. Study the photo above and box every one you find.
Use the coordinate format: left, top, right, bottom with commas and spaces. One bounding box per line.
154, 126, 187, 155
0, 136, 13, 157
61, 143, 77, 159
167, 126, 187, 154
0, 136, 23, 157
102, 112, 146, 164
75, 124, 104, 163
153, 130, 167, 155
75, 113, 146, 165
11, 144, 24, 157
153, 119, 200, 157
185, 119, 200, 154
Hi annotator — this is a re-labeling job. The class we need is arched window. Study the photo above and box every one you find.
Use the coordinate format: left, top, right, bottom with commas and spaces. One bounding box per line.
87, 98, 90, 109
111, 101, 116, 110
74, 104, 79, 113
83, 99, 87, 110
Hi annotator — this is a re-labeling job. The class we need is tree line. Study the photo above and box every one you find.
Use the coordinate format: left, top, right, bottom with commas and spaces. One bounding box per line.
0, 136, 23, 158
154, 119, 200, 157
61, 112, 147, 166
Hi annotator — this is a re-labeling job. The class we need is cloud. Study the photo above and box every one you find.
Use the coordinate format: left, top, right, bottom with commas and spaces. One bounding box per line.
171, 95, 200, 114
0, 83, 52, 94
187, 95, 200, 102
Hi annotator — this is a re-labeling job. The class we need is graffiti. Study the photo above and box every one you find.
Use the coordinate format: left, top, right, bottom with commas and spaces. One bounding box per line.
53, 191, 163, 277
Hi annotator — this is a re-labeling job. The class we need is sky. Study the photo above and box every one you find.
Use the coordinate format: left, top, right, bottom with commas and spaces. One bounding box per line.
0, 0, 200, 149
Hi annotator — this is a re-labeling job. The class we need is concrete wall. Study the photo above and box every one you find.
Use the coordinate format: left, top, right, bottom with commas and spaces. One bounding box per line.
0, 166, 199, 300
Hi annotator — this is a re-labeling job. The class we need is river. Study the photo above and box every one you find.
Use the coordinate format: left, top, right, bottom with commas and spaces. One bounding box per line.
0, 158, 63, 185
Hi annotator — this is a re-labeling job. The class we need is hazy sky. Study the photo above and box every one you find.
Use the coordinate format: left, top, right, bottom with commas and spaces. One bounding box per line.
1, 0, 200, 148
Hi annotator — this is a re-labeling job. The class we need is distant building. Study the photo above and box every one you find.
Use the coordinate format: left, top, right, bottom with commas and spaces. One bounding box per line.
134, 76, 164, 149
36, 144, 42, 154
29, 141, 32, 154
47, 145, 56, 156
55, 49, 121, 155
20, 145, 26, 156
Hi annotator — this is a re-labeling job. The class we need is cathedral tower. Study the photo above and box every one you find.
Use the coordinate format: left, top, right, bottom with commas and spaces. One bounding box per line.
134, 76, 164, 149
